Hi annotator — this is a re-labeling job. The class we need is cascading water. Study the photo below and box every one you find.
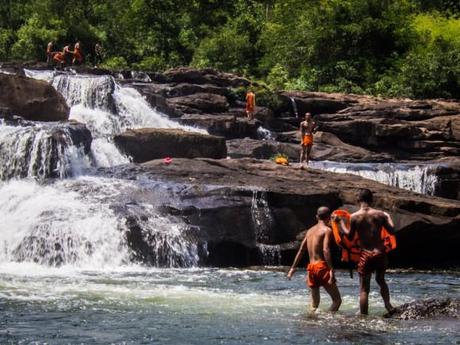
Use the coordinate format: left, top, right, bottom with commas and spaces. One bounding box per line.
24, 69, 206, 168
251, 190, 281, 265
0, 176, 202, 268
290, 97, 299, 118
0, 119, 90, 180
310, 161, 439, 195
0, 69, 207, 269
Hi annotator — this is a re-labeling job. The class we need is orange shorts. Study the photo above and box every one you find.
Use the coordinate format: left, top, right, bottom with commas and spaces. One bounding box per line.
302, 134, 313, 146
307, 261, 331, 288
358, 250, 387, 276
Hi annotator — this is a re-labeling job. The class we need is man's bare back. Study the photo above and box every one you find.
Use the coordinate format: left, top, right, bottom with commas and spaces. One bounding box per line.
305, 223, 329, 262
351, 207, 394, 253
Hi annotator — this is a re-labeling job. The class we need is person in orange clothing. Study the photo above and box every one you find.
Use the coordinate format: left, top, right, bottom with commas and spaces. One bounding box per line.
332, 189, 396, 315
299, 112, 317, 165
52, 52, 65, 69
287, 207, 342, 312
62, 43, 74, 66
73, 40, 83, 65
245, 89, 256, 120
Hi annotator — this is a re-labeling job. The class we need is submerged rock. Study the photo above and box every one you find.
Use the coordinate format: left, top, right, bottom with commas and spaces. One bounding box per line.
387, 298, 460, 320
0, 73, 69, 121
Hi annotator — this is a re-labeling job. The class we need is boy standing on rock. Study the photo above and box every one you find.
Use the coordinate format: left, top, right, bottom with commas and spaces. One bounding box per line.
333, 188, 396, 315
245, 89, 256, 120
299, 112, 317, 166
288, 207, 342, 312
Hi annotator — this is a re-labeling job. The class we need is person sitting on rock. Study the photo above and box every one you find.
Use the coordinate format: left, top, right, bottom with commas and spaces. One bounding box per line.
299, 112, 317, 166
245, 89, 256, 120
73, 40, 83, 65
288, 206, 342, 312
333, 188, 396, 315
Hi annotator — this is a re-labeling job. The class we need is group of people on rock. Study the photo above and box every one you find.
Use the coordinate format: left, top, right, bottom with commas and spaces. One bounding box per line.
46, 41, 103, 68
288, 188, 397, 316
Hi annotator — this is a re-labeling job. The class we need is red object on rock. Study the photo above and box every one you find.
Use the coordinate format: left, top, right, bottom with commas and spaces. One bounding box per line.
163, 157, 172, 164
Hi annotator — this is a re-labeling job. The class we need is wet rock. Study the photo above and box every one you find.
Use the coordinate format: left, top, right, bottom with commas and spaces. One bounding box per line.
387, 298, 460, 320
0, 73, 69, 121
114, 128, 227, 162
101, 158, 460, 267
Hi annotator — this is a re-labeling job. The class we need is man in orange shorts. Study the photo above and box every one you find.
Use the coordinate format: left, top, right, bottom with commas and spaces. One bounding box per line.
288, 207, 342, 311
245, 89, 255, 120
52, 52, 65, 69
299, 112, 317, 165
333, 188, 396, 315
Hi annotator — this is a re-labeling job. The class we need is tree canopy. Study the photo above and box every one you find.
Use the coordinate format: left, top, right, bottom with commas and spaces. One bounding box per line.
1, 0, 459, 98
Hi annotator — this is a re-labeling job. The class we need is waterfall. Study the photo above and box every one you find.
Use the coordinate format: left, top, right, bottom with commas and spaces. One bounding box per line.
290, 97, 299, 118
251, 191, 281, 265
257, 126, 274, 140
24, 69, 206, 167
0, 177, 202, 268
0, 120, 90, 180
310, 161, 439, 195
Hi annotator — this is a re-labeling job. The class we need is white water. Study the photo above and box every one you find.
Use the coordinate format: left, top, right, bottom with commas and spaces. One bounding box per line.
251, 191, 281, 265
311, 161, 439, 195
0, 177, 201, 268
24, 69, 206, 168
0, 120, 90, 180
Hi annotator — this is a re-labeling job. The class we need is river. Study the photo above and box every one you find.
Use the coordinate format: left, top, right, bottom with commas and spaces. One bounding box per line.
0, 265, 458, 344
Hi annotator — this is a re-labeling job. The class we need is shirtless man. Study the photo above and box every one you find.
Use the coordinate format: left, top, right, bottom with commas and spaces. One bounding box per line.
288, 207, 342, 311
245, 89, 255, 120
333, 188, 396, 315
62, 43, 73, 67
73, 40, 83, 65
46, 41, 54, 65
299, 113, 317, 165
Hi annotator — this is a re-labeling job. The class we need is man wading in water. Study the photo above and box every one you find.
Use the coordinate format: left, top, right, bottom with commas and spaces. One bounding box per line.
299, 112, 317, 166
333, 188, 396, 315
288, 207, 342, 312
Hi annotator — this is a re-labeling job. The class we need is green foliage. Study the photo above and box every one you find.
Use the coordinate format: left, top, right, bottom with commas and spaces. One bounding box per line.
0, 0, 459, 99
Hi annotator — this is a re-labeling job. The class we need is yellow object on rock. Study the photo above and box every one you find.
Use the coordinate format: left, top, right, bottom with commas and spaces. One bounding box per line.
275, 157, 289, 166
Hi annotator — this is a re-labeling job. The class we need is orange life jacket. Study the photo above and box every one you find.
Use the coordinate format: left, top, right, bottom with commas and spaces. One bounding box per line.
331, 209, 397, 264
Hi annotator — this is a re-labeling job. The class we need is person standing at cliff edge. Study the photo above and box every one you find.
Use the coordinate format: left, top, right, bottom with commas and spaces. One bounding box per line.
288, 206, 342, 312
246, 89, 256, 120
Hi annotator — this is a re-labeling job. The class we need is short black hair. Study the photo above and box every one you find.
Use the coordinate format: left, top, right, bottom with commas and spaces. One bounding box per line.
317, 206, 331, 221
357, 188, 373, 203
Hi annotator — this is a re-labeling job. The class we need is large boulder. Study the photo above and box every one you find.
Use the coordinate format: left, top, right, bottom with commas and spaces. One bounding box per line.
0, 73, 69, 121
114, 128, 227, 162
180, 114, 260, 139
163, 67, 250, 87
167, 93, 229, 114
102, 158, 460, 268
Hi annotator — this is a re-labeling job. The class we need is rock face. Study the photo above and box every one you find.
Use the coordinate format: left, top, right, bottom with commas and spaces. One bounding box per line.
114, 128, 227, 163
101, 158, 460, 268
388, 298, 460, 320
0, 73, 69, 121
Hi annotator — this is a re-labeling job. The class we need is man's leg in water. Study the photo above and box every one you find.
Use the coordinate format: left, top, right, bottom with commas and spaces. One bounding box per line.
310, 287, 320, 310
359, 273, 371, 315
375, 269, 394, 313
323, 282, 342, 312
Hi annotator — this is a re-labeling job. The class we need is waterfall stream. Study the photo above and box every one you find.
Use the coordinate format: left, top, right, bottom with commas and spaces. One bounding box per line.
0, 69, 206, 268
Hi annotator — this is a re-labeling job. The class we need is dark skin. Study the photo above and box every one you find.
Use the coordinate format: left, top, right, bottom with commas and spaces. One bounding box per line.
299, 113, 317, 165
334, 202, 396, 315
288, 213, 342, 312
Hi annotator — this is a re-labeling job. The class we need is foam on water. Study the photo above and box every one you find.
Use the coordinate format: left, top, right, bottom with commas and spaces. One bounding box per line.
311, 161, 439, 195
0, 177, 201, 268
